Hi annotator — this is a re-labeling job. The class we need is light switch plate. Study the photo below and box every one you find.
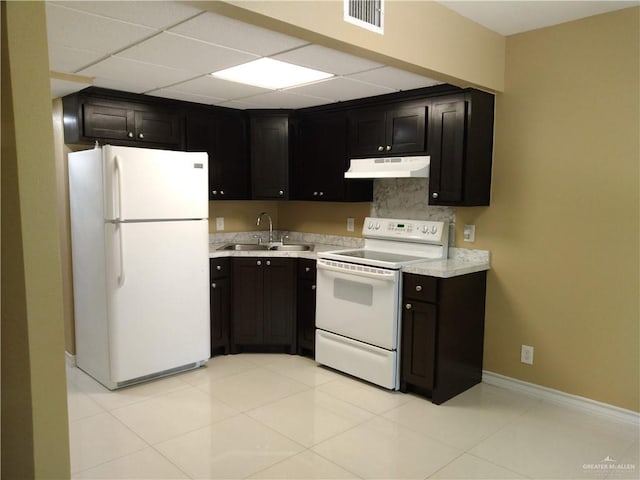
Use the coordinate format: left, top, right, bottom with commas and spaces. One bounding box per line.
216, 217, 224, 231
463, 224, 475, 242
347, 217, 355, 232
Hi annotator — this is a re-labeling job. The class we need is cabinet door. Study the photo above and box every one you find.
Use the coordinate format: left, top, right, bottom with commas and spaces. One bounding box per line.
293, 112, 349, 201
186, 111, 249, 200
133, 109, 181, 146
210, 276, 230, 355
401, 300, 437, 390
386, 104, 428, 154
250, 115, 289, 199
210, 258, 230, 356
297, 259, 317, 355
263, 258, 296, 348
428, 96, 467, 204
232, 258, 264, 346
83, 103, 134, 140
348, 107, 386, 157
214, 112, 249, 199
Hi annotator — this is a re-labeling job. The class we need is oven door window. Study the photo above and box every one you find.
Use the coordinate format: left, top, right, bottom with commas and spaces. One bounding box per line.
315, 261, 400, 350
334, 277, 373, 306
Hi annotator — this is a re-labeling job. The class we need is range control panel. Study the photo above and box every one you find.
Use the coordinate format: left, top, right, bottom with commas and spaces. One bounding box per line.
363, 217, 448, 244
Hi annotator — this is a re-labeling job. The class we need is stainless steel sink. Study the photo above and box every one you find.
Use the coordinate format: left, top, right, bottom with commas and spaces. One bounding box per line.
217, 243, 268, 251
216, 243, 313, 252
269, 244, 314, 252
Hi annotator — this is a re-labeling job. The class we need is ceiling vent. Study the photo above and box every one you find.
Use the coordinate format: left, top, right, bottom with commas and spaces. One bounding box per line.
344, 0, 384, 34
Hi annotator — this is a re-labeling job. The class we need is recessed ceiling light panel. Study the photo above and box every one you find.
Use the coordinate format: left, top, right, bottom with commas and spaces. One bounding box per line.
211, 58, 333, 90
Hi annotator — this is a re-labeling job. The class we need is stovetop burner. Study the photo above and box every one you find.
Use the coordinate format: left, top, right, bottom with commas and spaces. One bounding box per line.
317, 217, 450, 270
330, 249, 427, 264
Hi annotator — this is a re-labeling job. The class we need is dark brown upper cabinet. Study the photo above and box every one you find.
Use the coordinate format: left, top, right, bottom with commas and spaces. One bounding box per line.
185, 107, 250, 200
62, 87, 183, 149
348, 101, 428, 157
428, 90, 494, 206
249, 112, 291, 200
292, 111, 372, 202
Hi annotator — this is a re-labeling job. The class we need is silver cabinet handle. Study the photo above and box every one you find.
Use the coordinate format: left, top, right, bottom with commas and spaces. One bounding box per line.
211, 282, 217, 289
279, 190, 284, 196
257, 260, 262, 266
127, 132, 134, 138
386, 145, 391, 151
432, 192, 439, 199
377, 145, 384, 152
319, 192, 324, 196
220, 190, 224, 195
138, 133, 144, 139
305, 267, 310, 272
415, 285, 422, 292
266, 260, 271, 266
405, 303, 412, 310
313, 191, 318, 196
216, 265, 222, 271
311, 285, 316, 290
212, 190, 218, 195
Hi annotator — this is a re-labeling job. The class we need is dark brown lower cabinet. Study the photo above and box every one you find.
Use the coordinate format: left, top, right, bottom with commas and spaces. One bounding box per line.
209, 258, 230, 356
231, 257, 296, 353
401, 271, 487, 404
296, 259, 317, 357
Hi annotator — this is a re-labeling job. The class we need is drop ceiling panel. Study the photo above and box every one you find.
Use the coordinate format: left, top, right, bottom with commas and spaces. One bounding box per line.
78, 57, 195, 92
89, 76, 168, 95
115, 32, 259, 75
170, 12, 309, 56
50, 78, 93, 99
347, 67, 442, 91
289, 77, 396, 102
46, 3, 156, 55
52, 1, 202, 30
155, 76, 271, 101
48, 44, 103, 73
148, 89, 227, 105
231, 91, 335, 109
273, 44, 384, 75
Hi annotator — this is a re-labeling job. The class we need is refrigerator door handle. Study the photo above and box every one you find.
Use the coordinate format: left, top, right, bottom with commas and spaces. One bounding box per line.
117, 223, 125, 286
114, 155, 123, 221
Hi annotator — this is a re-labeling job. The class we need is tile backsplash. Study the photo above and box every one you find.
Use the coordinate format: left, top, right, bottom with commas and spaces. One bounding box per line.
371, 178, 456, 244
371, 178, 455, 222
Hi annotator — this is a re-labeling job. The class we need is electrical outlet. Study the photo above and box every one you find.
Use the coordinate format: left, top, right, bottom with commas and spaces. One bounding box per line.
521, 344, 534, 365
463, 224, 476, 242
347, 217, 355, 232
215, 217, 224, 231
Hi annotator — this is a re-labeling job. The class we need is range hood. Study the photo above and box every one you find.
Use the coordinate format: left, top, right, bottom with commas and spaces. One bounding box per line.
344, 156, 430, 179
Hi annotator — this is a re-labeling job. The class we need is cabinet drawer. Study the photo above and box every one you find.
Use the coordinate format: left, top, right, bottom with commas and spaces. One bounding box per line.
210, 258, 230, 279
403, 273, 437, 303
297, 259, 316, 280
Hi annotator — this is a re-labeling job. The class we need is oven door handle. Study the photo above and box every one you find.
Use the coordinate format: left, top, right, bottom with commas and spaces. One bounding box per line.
317, 260, 397, 282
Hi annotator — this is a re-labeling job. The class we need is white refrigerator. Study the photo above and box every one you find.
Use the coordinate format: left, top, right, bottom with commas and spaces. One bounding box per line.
68, 145, 210, 390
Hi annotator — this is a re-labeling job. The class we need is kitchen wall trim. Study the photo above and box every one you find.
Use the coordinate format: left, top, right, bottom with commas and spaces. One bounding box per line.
483, 371, 640, 426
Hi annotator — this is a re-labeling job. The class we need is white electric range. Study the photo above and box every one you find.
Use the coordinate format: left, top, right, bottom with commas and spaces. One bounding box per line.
315, 217, 449, 390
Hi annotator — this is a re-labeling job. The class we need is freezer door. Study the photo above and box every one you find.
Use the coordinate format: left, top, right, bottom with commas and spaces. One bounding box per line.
105, 219, 210, 383
103, 145, 208, 221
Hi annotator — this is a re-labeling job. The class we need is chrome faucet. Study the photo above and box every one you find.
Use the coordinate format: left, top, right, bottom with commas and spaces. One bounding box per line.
256, 212, 274, 244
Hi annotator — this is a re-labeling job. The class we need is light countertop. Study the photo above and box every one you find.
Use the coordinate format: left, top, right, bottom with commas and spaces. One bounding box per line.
209, 241, 490, 279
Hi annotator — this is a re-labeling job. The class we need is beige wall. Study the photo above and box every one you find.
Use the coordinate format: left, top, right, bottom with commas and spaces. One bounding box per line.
456, 8, 639, 411
197, 0, 506, 91
1, 1, 71, 477
53, 98, 78, 355
209, 201, 371, 237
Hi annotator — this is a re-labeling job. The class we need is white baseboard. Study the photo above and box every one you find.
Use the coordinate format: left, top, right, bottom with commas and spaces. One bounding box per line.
483, 371, 639, 426
65, 351, 76, 368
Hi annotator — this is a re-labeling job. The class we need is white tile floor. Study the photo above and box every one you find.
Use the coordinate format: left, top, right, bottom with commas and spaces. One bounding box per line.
67, 354, 639, 480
